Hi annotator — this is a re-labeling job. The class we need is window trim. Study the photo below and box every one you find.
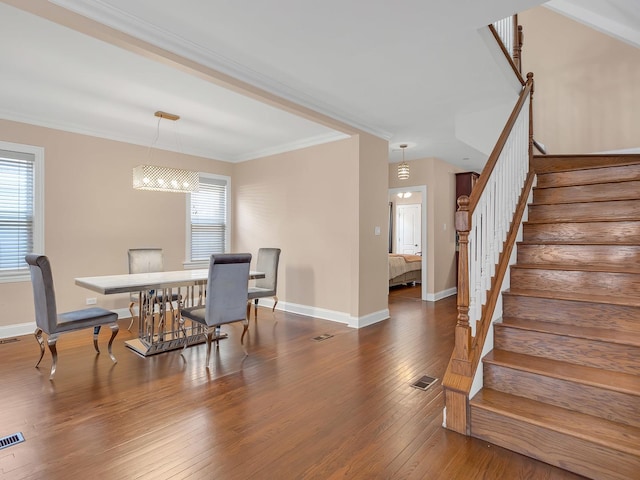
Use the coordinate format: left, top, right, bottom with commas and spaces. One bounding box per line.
0, 140, 45, 283
183, 172, 231, 270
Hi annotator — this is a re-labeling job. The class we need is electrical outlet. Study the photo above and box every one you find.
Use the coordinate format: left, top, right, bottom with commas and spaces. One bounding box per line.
86, 297, 97, 305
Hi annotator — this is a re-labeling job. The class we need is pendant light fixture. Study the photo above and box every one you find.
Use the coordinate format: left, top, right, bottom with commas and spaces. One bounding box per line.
397, 144, 410, 180
132, 111, 199, 193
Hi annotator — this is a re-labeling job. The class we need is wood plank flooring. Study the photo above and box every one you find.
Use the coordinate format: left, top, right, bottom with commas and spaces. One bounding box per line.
0, 287, 585, 479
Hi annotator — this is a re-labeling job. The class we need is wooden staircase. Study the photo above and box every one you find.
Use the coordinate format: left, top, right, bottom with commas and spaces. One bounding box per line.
469, 155, 640, 480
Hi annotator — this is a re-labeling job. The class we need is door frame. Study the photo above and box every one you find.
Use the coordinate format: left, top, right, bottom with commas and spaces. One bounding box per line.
389, 185, 427, 301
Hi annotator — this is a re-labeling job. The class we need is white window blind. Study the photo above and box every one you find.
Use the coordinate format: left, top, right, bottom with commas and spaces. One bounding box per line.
189, 176, 228, 262
0, 143, 43, 282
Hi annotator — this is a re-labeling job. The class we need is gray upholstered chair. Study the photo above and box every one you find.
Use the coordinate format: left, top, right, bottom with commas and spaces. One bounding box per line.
180, 253, 251, 367
127, 248, 179, 331
25, 254, 119, 380
247, 248, 281, 319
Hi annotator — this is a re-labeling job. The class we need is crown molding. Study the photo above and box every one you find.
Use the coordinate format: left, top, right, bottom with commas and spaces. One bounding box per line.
49, 0, 393, 141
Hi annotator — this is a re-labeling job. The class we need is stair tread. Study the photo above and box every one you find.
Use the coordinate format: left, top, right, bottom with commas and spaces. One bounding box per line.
504, 288, 640, 307
499, 317, 640, 347
534, 179, 640, 190
511, 263, 640, 274
518, 241, 640, 246
471, 389, 640, 456
484, 349, 640, 395
526, 216, 640, 224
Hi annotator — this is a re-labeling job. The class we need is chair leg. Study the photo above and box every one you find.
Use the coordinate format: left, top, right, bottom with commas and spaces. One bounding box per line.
254, 298, 259, 319
272, 295, 278, 312
128, 302, 136, 331
246, 300, 251, 321
205, 328, 214, 367
34, 327, 45, 368
93, 326, 101, 353
241, 320, 249, 356
47, 334, 59, 380
107, 323, 119, 364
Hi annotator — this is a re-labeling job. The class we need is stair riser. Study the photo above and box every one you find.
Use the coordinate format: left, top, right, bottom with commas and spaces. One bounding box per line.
502, 294, 640, 333
494, 325, 640, 375
470, 406, 640, 480
483, 363, 640, 428
523, 221, 640, 243
528, 200, 640, 223
534, 181, 640, 204
537, 164, 640, 188
510, 268, 640, 299
517, 244, 640, 269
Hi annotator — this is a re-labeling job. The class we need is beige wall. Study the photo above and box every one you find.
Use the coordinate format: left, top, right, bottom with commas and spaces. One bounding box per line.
520, 7, 640, 154
0, 119, 231, 328
233, 133, 389, 322
2, 119, 390, 332
356, 133, 390, 319
389, 157, 461, 296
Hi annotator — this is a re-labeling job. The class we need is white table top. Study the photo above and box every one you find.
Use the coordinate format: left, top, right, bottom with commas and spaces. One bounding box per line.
75, 269, 264, 295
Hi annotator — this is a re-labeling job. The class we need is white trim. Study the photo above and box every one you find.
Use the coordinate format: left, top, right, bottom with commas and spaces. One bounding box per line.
0, 321, 36, 339
0, 140, 44, 283
353, 309, 390, 329
388, 185, 428, 301
426, 287, 457, 302
232, 132, 350, 162
47, 0, 392, 141
254, 298, 389, 329
596, 147, 640, 155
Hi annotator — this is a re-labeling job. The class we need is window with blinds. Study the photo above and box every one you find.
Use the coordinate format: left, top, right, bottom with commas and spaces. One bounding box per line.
187, 175, 229, 264
0, 143, 44, 282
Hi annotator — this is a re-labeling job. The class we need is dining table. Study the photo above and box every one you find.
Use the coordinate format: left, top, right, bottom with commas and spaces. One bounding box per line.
75, 268, 265, 356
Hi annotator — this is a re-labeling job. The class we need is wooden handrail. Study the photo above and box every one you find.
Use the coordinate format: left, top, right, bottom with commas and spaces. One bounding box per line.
468, 74, 533, 212
488, 23, 525, 86
442, 73, 535, 435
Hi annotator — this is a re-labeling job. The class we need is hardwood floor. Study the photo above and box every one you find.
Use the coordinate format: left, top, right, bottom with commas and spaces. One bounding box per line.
0, 287, 585, 479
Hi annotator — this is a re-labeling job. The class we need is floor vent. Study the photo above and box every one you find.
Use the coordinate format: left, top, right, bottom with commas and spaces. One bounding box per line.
0, 432, 25, 451
411, 375, 438, 391
313, 333, 334, 342
0, 337, 19, 345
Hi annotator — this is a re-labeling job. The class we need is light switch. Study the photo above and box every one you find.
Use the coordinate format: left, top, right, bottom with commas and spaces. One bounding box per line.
374, 226, 381, 236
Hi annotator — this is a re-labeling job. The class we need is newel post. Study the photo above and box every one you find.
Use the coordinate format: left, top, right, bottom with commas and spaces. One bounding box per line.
453, 195, 473, 376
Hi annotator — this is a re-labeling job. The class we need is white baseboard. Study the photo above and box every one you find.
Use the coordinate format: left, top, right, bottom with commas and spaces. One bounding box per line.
0, 321, 36, 339
254, 299, 389, 328
426, 287, 457, 302
1, 300, 393, 339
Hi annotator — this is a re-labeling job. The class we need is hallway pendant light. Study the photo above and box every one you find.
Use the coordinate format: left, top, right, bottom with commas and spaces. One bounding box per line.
397, 144, 410, 180
133, 111, 199, 193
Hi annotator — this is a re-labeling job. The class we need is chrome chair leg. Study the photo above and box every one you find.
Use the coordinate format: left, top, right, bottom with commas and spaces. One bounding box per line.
47, 334, 59, 380
127, 301, 136, 331
205, 329, 214, 367
93, 326, 101, 353
272, 296, 278, 312
34, 327, 45, 368
108, 323, 119, 363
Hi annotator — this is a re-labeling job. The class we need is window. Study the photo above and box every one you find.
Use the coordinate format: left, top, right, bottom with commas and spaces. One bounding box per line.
0, 141, 44, 282
185, 173, 230, 268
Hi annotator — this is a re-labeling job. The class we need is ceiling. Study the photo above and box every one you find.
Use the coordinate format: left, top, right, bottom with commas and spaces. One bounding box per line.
0, 0, 637, 170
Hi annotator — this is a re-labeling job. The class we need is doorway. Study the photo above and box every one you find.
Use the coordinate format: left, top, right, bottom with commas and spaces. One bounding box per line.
389, 185, 427, 301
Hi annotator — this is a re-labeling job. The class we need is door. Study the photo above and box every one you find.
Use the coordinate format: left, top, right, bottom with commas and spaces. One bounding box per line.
397, 204, 421, 254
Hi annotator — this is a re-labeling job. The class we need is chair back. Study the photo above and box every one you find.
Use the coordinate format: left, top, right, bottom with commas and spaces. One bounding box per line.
128, 248, 164, 274
255, 248, 281, 292
25, 254, 58, 334
204, 253, 252, 327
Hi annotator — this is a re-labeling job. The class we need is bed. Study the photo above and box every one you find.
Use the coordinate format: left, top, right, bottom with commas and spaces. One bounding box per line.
388, 253, 422, 287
